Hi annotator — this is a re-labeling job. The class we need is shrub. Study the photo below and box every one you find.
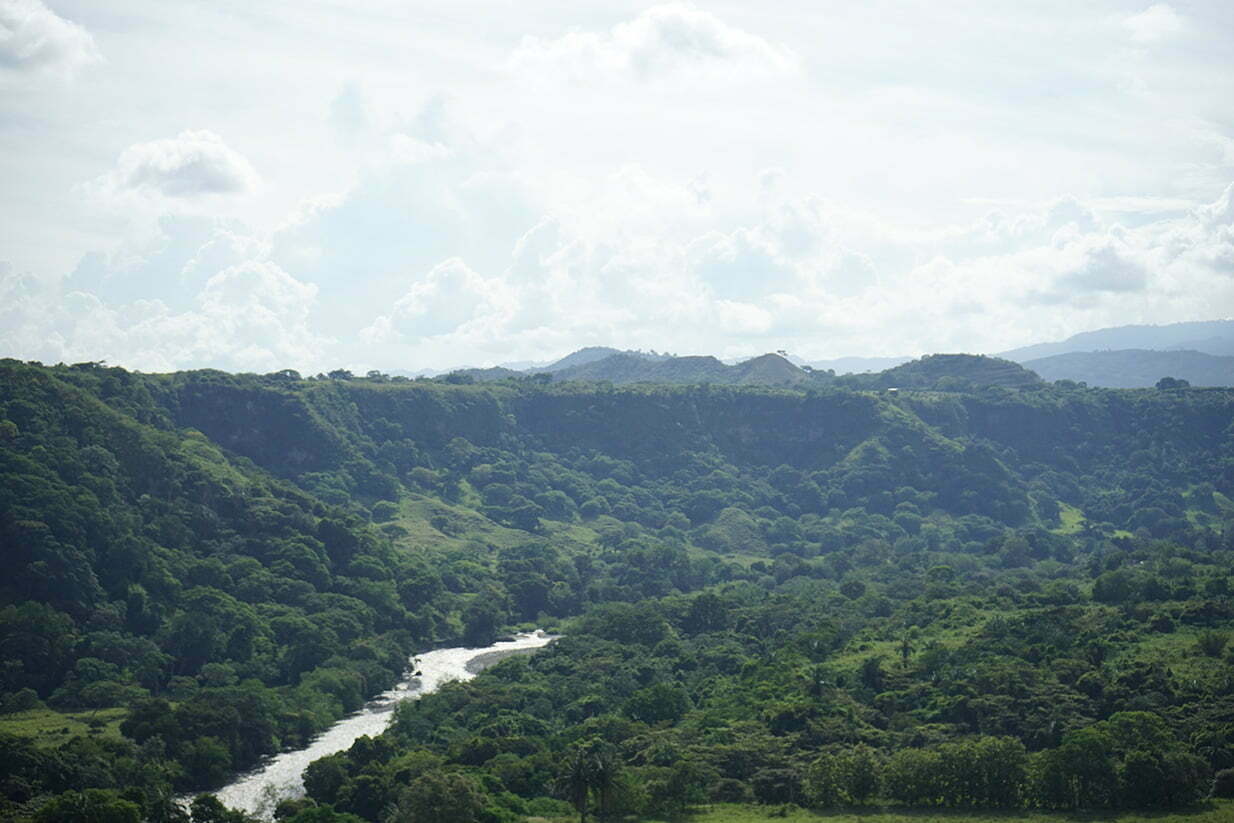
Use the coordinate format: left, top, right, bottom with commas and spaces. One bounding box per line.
370, 500, 399, 522
1213, 768, 1234, 798
1197, 631, 1229, 658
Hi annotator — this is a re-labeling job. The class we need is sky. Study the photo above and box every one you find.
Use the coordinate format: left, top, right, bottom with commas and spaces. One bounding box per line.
1, 0, 1233, 374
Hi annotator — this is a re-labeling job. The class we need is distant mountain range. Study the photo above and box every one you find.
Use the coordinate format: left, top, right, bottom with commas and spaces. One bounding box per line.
555, 351, 810, 386
997, 319, 1234, 361
458, 351, 812, 387
543, 346, 672, 372
994, 319, 1234, 388
870, 354, 1042, 389
440, 319, 1234, 390
805, 355, 913, 374
450, 350, 1043, 391
1022, 349, 1234, 388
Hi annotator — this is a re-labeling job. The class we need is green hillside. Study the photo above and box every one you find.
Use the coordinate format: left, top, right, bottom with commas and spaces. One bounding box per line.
842, 354, 1043, 390
1024, 349, 1234, 388
2, 359, 1233, 822
546, 352, 811, 386
999, 319, 1234, 361
454, 352, 1045, 391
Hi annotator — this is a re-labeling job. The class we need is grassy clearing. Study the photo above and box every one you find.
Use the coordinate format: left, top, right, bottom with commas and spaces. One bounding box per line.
396, 493, 605, 554
637, 800, 1234, 823
830, 600, 995, 673
396, 493, 526, 552
1053, 503, 1086, 535
1113, 626, 1230, 681
0, 706, 127, 747
686, 544, 769, 568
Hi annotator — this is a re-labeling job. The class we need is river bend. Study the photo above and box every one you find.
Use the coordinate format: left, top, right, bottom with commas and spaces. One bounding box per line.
213, 631, 556, 818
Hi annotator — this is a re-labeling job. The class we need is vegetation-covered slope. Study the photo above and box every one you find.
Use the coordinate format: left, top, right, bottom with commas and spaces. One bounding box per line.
841, 354, 1043, 390
542, 352, 808, 386
458, 351, 1040, 391
2, 359, 1234, 822
999, 319, 1234, 362
1024, 349, 1234, 388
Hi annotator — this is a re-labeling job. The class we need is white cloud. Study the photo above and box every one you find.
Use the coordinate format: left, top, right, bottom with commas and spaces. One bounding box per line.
60, 215, 260, 310
94, 130, 261, 202
0, 265, 59, 362
1059, 240, 1149, 294
335, 178, 1234, 364
0, 0, 99, 79
928, 195, 1105, 259
199, 260, 314, 321
509, 3, 797, 84
329, 81, 370, 141
4, 0, 1234, 374
1123, 3, 1185, 44
146, 260, 330, 373
362, 258, 505, 343
9, 176, 1234, 372
686, 196, 884, 301
266, 99, 545, 336
386, 134, 452, 165
688, 227, 798, 300
881, 185, 1234, 349
1196, 181, 1234, 227
180, 226, 269, 283
713, 299, 774, 335
2, 253, 328, 373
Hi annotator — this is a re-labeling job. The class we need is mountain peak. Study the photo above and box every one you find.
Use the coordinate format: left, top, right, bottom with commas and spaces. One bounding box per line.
999, 319, 1234, 362
873, 353, 1043, 389
543, 347, 670, 372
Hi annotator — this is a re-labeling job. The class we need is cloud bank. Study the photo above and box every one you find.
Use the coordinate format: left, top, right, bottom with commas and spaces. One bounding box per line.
509, 3, 798, 84
8, 170, 1232, 374
1124, 3, 1185, 44
2, 2, 1233, 373
0, 0, 99, 79
94, 130, 261, 202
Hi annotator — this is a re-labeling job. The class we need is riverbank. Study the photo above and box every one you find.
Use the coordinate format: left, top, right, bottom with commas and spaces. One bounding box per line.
213, 631, 556, 818
465, 645, 552, 674
631, 801, 1234, 823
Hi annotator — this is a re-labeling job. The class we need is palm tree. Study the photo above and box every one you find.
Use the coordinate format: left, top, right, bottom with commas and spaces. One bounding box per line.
555, 738, 623, 822
899, 634, 914, 665
591, 743, 621, 820
557, 745, 595, 823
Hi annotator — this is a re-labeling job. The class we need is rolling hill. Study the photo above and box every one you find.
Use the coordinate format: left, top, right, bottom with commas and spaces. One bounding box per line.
1024, 348, 1234, 388
998, 319, 1234, 362
4, 358, 1234, 821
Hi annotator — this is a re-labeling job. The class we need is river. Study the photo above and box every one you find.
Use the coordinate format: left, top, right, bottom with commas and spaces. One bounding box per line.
211, 631, 557, 818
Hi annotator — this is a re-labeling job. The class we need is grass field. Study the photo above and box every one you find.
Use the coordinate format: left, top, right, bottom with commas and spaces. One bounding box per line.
1052, 503, 1086, 535
0, 706, 127, 747
635, 800, 1234, 823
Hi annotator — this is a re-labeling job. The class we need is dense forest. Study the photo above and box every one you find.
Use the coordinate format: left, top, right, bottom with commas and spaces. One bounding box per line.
2, 357, 1234, 822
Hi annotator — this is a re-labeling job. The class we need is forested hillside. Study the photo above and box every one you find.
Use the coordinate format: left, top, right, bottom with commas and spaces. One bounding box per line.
2, 359, 1234, 822
1024, 349, 1234, 388
455, 351, 1040, 390
999, 319, 1234, 362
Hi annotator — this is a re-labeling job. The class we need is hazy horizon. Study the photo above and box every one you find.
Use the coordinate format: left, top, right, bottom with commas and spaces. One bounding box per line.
3, 1, 1233, 374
